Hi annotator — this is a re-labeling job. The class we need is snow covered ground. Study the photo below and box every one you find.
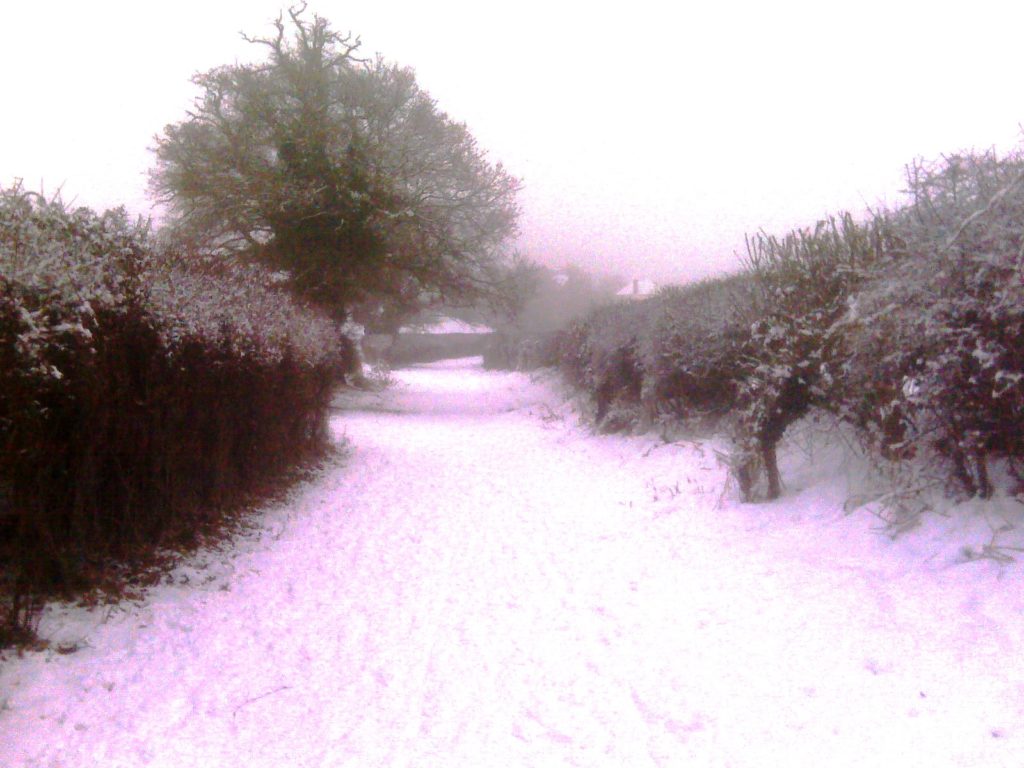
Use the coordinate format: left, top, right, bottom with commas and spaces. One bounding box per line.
2, 358, 1024, 767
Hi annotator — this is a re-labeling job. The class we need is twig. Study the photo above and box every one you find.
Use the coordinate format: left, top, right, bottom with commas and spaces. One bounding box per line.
232, 685, 292, 717
945, 168, 1024, 250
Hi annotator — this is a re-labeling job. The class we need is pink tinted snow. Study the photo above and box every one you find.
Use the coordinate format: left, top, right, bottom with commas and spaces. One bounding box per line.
2, 356, 1023, 767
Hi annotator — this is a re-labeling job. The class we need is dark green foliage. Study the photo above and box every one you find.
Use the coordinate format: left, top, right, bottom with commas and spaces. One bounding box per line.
151, 7, 520, 322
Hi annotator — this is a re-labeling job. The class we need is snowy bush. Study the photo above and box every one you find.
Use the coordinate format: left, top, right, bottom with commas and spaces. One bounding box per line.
556, 301, 649, 432
733, 213, 898, 499
0, 185, 345, 644
636, 274, 756, 429
843, 151, 1024, 497
553, 274, 755, 435
540, 148, 1024, 507
719, 149, 1024, 501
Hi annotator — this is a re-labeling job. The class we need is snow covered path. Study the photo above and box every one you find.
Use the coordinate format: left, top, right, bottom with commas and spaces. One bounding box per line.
3, 359, 1024, 767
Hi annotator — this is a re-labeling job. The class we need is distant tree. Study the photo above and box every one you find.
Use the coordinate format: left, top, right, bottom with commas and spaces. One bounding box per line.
150, 5, 520, 322
485, 255, 544, 321
505, 262, 619, 335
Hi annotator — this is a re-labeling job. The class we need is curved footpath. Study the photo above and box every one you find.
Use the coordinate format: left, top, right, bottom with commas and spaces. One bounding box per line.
2, 359, 1023, 767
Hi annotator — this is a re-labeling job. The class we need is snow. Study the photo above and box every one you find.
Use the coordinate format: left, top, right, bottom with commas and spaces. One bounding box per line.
3, 357, 1024, 767
399, 317, 493, 334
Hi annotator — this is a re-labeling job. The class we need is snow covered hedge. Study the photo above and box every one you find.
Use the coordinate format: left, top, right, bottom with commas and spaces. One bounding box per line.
553, 274, 753, 435
842, 151, 1024, 498
733, 213, 900, 499
557, 301, 646, 432
547, 148, 1024, 504
0, 186, 345, 642
637, 274, 756, 430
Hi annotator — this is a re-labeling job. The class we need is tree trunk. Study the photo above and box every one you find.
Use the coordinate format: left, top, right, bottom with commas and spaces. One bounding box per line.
339, 320, 369, 386
762, 439, 781, 500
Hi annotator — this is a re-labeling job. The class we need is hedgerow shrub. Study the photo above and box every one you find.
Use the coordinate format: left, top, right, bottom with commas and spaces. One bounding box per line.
555, 301, 649, 432
734, 213, 900, 499
522, 145, 1024, 507
636, 273, 757, 429
552, 273, 756, 436
483, 328, 563, 370
842, 151, 1024, 497
0, 186, 344, 643
550, 317, 592, 388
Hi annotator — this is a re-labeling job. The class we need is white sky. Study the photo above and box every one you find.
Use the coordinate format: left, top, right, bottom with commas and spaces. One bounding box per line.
3, 0, 1023, 283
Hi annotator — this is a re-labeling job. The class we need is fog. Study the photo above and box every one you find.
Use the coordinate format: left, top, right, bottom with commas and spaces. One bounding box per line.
3, 0, 1022, 285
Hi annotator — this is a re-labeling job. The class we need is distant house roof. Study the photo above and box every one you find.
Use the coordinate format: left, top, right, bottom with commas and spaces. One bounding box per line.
616, 278, 657, 299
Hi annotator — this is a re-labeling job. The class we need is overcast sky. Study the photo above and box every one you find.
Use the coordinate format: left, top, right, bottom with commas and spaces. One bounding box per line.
3, 0, 1022, 283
